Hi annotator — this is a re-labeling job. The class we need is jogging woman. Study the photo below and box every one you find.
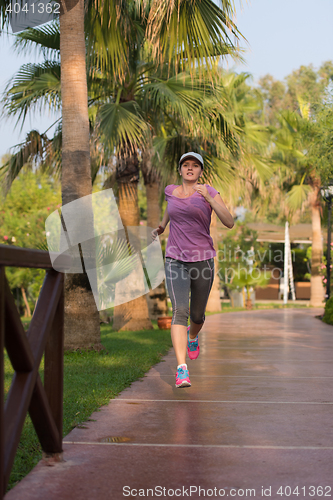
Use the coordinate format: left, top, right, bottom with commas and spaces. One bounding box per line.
152, 152, 234, 388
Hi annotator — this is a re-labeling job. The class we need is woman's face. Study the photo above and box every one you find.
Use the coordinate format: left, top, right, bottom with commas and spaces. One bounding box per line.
179, 158, 203, 181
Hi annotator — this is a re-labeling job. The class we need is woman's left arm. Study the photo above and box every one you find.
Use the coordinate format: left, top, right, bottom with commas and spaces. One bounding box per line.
194, 184, 234, 229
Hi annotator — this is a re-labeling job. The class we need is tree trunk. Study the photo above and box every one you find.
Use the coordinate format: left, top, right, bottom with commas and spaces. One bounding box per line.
145, 183, 169, 318
112, 150, 153, 331
60, 0, 102, 350
141, 148, 168, 319
309, 185, 325, 307
21, 287, 31, 317
206, 211, 222, 312
246, 288, 252, 310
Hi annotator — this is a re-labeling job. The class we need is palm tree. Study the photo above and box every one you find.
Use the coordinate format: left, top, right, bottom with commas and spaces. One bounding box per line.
231, 265, 271, 309
271, 104, 325, 307
141, 144, 169, 319
149, 69, 273, 312
1, 0, 245, 332
59, 0, 106, 349
93, 0, 244, 329
1, 0, 104, 349
0, 3, 241, 334
202, 71, 273, 311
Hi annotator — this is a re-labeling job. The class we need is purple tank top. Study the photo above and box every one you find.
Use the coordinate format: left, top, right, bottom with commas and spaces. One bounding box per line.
164, 184, 220, 262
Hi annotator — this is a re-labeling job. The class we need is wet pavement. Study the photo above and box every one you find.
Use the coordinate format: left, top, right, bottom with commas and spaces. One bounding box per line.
6, 307, 333, 500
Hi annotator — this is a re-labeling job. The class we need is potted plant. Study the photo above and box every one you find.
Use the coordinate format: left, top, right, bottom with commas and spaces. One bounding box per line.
157, 315, 172, 329
231, 265, 272, 309
227, 284, 244, 307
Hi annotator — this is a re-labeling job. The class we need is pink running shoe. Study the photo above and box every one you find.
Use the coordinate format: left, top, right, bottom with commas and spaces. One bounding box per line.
175, 365, 191, 388
187, 325, 200, 360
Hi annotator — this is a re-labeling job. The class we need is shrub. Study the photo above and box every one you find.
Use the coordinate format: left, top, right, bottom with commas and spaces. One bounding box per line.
322, 297, 333, 325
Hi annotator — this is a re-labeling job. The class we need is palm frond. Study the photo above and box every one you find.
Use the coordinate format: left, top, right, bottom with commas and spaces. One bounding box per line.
141, 73, 207, 120
2, 61, 61, 129
0, 123, 62, 198
0, 130, 48, 197
285, 184, 312, 212
146, 0, 244, 75
0, 0, 13, 30
95, 235, 139, 310
12, 20, 60, 60
231, 266, 271, 289
97, 100, 149, 152
85, 0, 132, 81
203, 155, 237, 188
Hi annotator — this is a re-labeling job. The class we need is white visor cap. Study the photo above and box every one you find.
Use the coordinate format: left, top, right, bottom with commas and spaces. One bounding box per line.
179, 152, 204, 169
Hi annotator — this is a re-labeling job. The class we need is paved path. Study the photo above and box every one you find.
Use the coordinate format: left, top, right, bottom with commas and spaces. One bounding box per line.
7, 307, 333, 500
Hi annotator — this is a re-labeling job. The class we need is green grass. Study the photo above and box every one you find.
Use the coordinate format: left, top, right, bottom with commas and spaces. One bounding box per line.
205, 301, 310, 314
167, 299, 310, 316
4, 320, 172, 491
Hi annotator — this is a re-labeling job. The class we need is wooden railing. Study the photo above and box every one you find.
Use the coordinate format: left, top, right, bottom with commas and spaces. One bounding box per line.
0, 244, 71, 497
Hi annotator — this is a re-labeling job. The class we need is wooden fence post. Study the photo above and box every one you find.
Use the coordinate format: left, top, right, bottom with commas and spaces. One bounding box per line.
0, 245, 70, 493
0, 267, 4, 497
44, 271, 65, 455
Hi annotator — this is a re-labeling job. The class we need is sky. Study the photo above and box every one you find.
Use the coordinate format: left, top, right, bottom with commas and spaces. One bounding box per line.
1, 0, 333, 161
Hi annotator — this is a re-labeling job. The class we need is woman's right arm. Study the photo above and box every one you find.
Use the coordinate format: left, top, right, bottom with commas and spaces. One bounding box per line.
151, 206, 170, 240
160, 206, 170, 231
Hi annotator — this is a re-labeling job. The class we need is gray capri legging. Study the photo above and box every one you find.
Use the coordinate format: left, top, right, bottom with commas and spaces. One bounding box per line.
165, 257, 215, 326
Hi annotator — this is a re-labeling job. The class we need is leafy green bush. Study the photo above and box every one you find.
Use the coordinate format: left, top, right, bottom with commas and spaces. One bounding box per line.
0, 170, 61, 315
292, 247, 310, 281
322, 297, 333, 325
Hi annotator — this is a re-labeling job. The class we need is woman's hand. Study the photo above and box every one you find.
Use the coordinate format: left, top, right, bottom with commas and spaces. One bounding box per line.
151, 225, 165, 241
193, 183, 213, 203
